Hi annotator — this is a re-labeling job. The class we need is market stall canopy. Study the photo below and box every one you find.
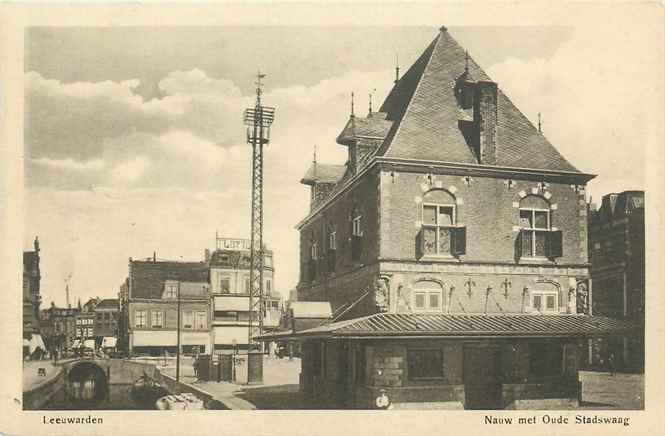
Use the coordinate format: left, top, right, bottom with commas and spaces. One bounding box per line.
256, 313, 640, 341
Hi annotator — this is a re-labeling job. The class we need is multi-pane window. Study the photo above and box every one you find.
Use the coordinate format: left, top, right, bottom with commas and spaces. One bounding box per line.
422, 204, 455, 255
135, 310, 147, 328
164, 282, 178, 299
329, 231, 336, 250
352, 216, 363, 237
311, 242, 319, 260
519, 208, 550, 257
76, 328, 82, 337
266, 278, 272, 294
407, 349, 444, 379
264, 255, 273, 268
244, 276, 251, 294
195, 311, 207, 329
151, 311, 163, 328
531, 291, 558, 313
219, 275, 231, 294
183, 311, 194, 329
413, 281, 444, 311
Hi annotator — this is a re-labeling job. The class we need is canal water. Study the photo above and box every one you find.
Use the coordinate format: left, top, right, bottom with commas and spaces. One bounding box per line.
43, 383, 153, 410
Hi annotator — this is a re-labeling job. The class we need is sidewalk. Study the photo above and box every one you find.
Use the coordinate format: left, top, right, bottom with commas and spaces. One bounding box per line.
579, 370, 644, 409
158, 356, 302, 410
23, 360, 62, 392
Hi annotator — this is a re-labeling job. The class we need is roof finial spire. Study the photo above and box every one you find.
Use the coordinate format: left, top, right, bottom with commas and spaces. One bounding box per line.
350, 91, 355, 117
395, 53, 400, 84
465, 50, 470, 73
538, 112, 542, 133
440, 25, 447, 32
313, 144, 317, 165
369, 88, 376, 114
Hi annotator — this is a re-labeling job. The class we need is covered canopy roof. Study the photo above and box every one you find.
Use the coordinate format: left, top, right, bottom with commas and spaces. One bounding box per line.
256, 312, 639, 341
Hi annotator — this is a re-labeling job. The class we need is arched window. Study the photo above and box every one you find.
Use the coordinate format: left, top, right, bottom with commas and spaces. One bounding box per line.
413, 281, 444, 312
421, 189, 462, 256
519, 195, 551, 258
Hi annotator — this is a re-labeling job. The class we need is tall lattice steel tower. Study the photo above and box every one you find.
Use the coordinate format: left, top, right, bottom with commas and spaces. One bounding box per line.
243, 72, 275, 377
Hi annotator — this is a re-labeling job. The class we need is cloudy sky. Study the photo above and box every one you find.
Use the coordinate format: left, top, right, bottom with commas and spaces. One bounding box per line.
24, 25, 657, 307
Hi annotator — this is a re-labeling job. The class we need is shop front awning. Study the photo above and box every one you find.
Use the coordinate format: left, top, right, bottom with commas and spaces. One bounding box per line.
255, 313, 640, 341
101, 337, 117, 348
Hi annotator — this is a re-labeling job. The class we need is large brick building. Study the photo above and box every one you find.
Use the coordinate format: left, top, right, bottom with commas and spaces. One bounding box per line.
588, 191, 645, 372
272, 27, 637, 409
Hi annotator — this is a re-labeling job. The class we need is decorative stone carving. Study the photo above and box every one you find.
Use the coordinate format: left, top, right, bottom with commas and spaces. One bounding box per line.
576, 280, 589, 314
374, 276, 390, 312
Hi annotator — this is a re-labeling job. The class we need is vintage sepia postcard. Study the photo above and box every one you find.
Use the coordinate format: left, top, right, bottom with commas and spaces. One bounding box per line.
0, 2, 663, 436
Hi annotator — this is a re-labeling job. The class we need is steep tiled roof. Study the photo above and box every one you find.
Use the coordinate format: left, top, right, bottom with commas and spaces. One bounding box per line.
375, 29, 581, 173
300, 163, 347, 185
130, 260, 209, 299
258, 313, 638, 340
337, 112, 394, 145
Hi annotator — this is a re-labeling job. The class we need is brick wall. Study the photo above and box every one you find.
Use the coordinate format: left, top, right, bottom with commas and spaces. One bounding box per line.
298, 173, 380, 306
380, 170, 587, 265
129, 301, 210, 330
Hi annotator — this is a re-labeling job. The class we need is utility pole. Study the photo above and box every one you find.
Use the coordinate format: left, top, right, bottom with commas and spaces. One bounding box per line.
243, 72, 275, 384
176, 282, 181, 382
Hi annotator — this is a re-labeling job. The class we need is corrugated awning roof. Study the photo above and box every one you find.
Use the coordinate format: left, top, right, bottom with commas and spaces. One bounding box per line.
256, 313, 639, 341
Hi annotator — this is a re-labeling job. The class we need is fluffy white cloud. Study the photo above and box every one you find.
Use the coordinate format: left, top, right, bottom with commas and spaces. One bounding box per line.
31, 157, 105, 171
487, 22, 660, 200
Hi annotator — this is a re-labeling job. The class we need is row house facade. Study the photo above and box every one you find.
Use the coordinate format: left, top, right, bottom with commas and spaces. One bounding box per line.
127, 259, 212, 355
94, 298, 120, 350
23, 237, 42, 349
274, 27, 637, 410
588, 191, 645, 372
39, 303, 79, 353
208, 237, 282, 353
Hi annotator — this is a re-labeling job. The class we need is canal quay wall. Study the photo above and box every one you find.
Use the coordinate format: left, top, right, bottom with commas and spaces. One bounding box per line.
24, 358, 216, 410
23, 365, 66, 410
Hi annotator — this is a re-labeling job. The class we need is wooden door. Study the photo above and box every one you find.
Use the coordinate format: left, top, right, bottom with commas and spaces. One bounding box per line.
463, 345, 502, 409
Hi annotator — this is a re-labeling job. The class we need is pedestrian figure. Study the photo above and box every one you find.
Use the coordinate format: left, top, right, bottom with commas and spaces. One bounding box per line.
192, 355, 199, 379
608, 352, 616, 376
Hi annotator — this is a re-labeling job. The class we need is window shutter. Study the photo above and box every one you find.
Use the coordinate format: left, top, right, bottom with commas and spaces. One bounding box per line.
515, 231, 523, 259
351, 236, 361, 261
546, 230, 563, 258
416, 228, 425, 259
451, 226, 466, 256
327, 249, 336, 273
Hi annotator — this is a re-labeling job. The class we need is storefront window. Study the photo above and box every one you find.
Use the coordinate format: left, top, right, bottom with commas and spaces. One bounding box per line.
408, 349, 444, 379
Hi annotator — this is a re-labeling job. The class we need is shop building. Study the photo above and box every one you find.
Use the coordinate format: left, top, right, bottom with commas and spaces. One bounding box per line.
266, 27, 637, 409
208, 237, 282, 353
127, 258, 212, 355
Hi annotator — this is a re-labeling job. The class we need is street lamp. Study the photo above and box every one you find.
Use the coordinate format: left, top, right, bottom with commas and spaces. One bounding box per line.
231, 339, 238, 383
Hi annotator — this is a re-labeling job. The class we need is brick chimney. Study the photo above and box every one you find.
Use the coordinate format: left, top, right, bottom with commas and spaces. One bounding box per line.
473, 80, 498, 165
